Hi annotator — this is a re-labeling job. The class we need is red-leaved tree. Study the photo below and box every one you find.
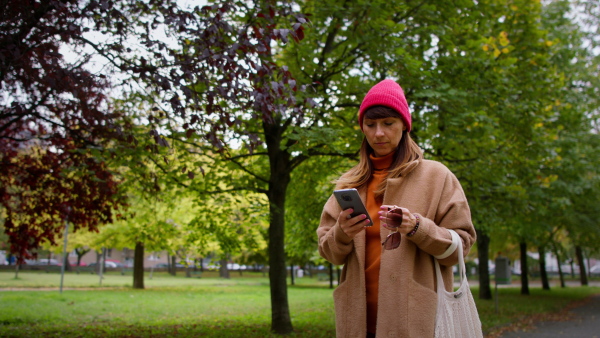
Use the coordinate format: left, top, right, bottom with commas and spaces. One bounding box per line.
3, 0, 308, 333
0, 0, 127, 262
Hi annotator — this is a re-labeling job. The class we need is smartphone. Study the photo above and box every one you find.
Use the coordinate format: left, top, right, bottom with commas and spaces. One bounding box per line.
333, 188, 373, 226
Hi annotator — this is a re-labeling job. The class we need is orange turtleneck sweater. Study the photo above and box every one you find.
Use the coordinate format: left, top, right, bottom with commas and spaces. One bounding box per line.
365, 152, 394, 334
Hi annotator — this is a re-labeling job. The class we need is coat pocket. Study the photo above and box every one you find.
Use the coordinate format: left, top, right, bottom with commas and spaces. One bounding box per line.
332, 280, 349, 325
333, 279, 366, 337
332, 280, 349, 337
408, 278, 437, 337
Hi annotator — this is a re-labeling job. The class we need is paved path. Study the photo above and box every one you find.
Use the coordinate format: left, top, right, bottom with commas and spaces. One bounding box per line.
499, 294, 600, 338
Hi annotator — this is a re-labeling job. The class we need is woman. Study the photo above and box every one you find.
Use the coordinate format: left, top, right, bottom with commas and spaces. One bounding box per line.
317, 79, 477, 337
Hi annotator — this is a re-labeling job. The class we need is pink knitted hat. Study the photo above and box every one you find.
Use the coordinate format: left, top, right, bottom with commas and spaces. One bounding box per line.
358, 79, 411, 132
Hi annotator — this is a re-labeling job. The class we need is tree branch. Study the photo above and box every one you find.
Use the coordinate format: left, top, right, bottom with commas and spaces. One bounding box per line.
223, 156, 269, 184
202, 186, 268, 195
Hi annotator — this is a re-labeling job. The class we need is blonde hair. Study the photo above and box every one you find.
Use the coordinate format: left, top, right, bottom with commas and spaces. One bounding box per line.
335, 107, 422, 200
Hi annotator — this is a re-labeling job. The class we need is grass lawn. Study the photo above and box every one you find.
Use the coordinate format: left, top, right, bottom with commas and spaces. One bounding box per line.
1, 271, 599, 337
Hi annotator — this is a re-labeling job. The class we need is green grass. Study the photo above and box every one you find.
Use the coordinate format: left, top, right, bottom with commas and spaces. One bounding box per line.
0, 271, 334, 337
0, 272, 598, 337
0, 270, 273, 288
0, 286, 335, 337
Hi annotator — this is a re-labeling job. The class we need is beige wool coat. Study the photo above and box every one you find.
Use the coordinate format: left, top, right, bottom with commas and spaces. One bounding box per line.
317, 159, 477, 338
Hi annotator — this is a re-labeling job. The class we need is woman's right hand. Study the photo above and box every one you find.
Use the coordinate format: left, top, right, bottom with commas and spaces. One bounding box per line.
337, 208, 370, 239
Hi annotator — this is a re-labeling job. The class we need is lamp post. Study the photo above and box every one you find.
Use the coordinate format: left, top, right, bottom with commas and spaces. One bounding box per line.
60, 215, 69, 294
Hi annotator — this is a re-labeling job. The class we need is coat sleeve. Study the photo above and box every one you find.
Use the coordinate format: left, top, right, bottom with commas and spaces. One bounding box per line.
316, 194, 355, 265
407, 168, 476, 267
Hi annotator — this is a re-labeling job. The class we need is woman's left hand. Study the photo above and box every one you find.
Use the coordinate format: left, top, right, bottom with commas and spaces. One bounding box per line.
379, 205, 417, 235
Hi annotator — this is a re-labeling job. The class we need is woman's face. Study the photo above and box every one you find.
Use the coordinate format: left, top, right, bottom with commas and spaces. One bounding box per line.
363, 117, 406, 157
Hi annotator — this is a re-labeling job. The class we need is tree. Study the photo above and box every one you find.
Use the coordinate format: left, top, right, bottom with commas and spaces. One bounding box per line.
82, 0, 309, 333
414, 0, 600, 298
493, 0, 600, 291
542, 0, 600, 285
97, 187, 198, 288
0, 0, 127, 263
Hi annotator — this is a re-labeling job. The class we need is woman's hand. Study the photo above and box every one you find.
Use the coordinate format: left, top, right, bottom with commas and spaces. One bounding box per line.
337, 208, 370, 239
379, 205, 417, 235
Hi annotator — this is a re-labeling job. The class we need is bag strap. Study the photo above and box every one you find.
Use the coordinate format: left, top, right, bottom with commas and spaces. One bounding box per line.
434, 229, 460, 260
434, 230, 465, 289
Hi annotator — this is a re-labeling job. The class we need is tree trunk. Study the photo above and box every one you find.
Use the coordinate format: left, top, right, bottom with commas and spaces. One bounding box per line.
75, 248, 89, 267
575, 245, 588, 286
219, 258, 230, 279
268, 182, 293, 334
539, 246, 550, 290
265, 122, 294, 334
170, 255, 177, 276
520, 242, 530, 295
476, 228, 492, 299
63, 255, 72, 272
95, 251, 102, 274
554, 248, 565, 288
133, 242, 144, 289
290, 264, 295, 285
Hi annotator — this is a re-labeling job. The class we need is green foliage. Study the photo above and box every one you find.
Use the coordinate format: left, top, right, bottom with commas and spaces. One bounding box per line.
285, 155, 354, 263
187, 189, 269, 256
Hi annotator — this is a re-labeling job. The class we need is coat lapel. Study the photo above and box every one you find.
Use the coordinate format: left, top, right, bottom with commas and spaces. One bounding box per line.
354, 187, 368, 269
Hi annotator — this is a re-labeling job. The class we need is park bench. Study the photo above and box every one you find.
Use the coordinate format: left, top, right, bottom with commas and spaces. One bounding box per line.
317, 273, 329, 281
44, 265, 62, 273
75, 266, 96, 274
120, 268, 133, 275
317, 272, 339, 281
